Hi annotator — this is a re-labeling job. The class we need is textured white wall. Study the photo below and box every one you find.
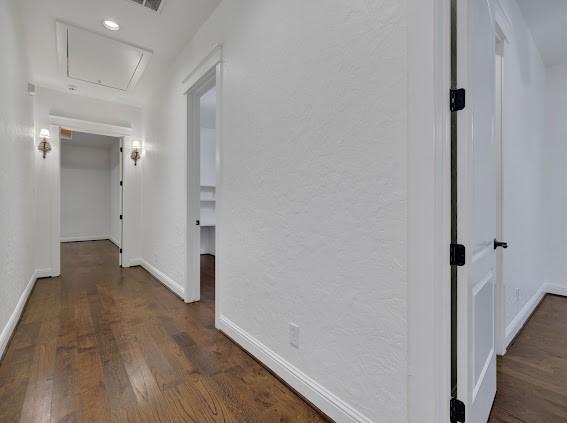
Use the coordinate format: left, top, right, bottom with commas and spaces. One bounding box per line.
0, 0, 35, 353
60, 143, 111, 241
499, 0, 547, 328
143, 1, 407, 421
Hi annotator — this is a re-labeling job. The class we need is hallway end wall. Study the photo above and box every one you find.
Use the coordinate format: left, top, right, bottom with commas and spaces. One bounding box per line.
60, 143, 112, 242
0, 0, 36, 357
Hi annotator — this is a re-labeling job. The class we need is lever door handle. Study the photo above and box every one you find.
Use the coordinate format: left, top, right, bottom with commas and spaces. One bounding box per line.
494, 239, 508, 250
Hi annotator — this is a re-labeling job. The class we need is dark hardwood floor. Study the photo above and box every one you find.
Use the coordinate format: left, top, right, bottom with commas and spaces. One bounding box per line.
0, 240, 328, 423
489, 294, 567, 423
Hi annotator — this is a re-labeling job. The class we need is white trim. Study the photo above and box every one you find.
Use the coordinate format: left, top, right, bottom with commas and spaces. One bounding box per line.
35, 268, 53, 279
407, 0, 452, 421
126, 258, 143, 267
504, 282, 567, 350
47, 118, 133, 279
61, 235, 110, 242
109, 236, 121, 248
138, 259, 185, 300
505, 285, 545, 348
49, 115, 132, 137
218, 316, 372, 423
0, 271, 39, 359
184, 49, 223, 320
181, 44, 223, 93
492, 0, 512, 42
544, 283, 567, 297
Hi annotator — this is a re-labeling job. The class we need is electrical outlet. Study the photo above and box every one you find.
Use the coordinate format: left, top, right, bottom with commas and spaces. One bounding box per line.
515, 288, 521, 303
289, 323, 300, 348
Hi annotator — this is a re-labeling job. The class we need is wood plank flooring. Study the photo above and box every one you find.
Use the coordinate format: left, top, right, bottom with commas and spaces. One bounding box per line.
489, 294, 567, 423
0, 240, 328, 423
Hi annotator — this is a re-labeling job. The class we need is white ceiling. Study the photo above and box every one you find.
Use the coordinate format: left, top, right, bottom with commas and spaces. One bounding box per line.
62, 131, 119, 149
19, 0, 221, 106
517, 0, 567, 67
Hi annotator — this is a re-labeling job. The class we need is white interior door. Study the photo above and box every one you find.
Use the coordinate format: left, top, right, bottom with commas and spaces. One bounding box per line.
187, 91, 201, 303
456, 0, 497, 421
119, 137, 124, 267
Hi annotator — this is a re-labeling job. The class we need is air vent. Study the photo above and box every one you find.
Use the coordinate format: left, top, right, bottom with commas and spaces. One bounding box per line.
128, 0, 164, 13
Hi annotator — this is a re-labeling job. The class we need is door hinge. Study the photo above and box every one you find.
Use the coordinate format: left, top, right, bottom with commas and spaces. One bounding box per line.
450, 88, 466, 112
450, 244, 466, 266
196, 220, 200, 226
120, 180, 123, 186
120, 147, 123, 153
450, 398, 465, 423
119, 248, 123, 253
120, 214, 123, 220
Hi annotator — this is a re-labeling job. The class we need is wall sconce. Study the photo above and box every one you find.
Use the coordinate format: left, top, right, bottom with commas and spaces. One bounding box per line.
37, 129, 51, 159
130, 140, 142, 166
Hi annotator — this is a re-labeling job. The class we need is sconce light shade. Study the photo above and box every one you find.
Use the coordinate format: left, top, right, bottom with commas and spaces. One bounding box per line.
38, 128, 52, 159
130, 141, 142, 166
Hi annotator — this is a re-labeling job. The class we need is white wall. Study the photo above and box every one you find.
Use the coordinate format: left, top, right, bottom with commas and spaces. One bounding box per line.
142, 1, 407, 421
0, 0, 36, 356
543, 61, 567, 290
60, 143, 111, 241
498, 0, 547, 334
33, 87, 142, 271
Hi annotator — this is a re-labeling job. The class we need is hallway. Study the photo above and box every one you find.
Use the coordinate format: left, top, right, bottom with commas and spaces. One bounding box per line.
0, 241, 327, 422
489, 295, 567, 422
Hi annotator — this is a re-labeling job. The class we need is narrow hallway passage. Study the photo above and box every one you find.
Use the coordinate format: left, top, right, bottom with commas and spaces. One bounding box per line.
489, 295, 567, 422
0, 241, 328, 422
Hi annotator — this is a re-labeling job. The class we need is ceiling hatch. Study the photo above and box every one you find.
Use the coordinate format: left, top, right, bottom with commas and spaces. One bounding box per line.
56, 22, 153, 91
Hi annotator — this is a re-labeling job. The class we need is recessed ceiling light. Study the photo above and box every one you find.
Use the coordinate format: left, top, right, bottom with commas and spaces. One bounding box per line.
102, 19, 120, 31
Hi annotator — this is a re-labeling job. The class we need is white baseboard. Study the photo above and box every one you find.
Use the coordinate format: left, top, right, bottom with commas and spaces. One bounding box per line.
61, 235, 110, 243
109, 236, 121, 248
505, 282, 567, 349
543, 282, 567, 297
35, 268, 53, 279
0, 271, 39, 359
218, 316, 372, 423
138, 259, 184, 300
126, 258, 142, 267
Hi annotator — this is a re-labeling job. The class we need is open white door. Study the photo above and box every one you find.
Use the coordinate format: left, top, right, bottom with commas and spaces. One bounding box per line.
455, 0, 497, 422
119, 137, 124, 267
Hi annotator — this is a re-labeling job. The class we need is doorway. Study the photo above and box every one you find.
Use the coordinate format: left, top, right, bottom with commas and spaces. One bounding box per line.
199, 85, 217, 303
59, 130, 124, 267
186, 64, 220, 311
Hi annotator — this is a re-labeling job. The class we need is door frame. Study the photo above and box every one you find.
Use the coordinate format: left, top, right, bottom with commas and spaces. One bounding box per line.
407, 0, 452, 421
184, 45, 223, 328
493, 0, 512, 357
48, 115, 134, 275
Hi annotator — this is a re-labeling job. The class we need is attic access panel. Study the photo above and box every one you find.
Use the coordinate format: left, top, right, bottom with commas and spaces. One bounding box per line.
56, 22, 152, 91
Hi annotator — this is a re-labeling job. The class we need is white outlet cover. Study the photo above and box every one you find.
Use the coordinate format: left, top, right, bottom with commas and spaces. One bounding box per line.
289, 323, 300, 348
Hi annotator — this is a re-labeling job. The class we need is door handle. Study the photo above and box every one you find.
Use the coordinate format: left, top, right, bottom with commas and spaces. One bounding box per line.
494, 239, 508, 250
